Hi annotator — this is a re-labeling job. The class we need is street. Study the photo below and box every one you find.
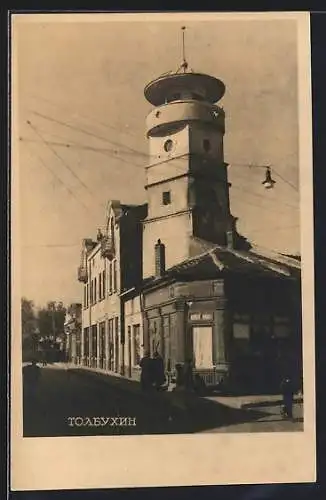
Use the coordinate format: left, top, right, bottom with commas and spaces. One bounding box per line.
22, 365, 303, 437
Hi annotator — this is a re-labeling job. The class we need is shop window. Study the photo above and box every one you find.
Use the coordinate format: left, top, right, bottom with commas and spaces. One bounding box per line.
114, 317, 119, 372
108, 319, 114, 371
92, 325, 97, 356
84, 327, 89, 356
192, 326, 213, 369
233, 323, 250, 339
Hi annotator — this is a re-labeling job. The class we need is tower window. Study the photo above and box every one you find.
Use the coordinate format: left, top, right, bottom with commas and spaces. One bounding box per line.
162, 191, 171, 205
203, 139, 211, 152
164, 139, 173, 152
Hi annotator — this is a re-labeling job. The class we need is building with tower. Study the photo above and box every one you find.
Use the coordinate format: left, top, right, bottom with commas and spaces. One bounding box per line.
73, 33, 302, 393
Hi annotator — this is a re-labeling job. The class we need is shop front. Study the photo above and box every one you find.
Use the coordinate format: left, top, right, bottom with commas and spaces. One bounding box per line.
142, 272, 301, 393
142, 279, 231, 388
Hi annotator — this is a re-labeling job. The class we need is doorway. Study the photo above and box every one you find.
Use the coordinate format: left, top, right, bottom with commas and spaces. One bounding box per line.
192, 326, 213, 369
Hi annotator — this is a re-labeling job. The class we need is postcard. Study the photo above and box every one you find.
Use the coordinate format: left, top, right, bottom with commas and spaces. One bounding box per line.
11, 11, 315, 490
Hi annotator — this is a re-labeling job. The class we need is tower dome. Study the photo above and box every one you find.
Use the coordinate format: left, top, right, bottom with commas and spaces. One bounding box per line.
144, 28, 226, 138
144, 72, 225, 106
144, 72, 226, 138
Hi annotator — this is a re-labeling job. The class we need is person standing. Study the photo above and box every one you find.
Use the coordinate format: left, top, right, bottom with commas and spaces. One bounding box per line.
139, 351, 152, 391
183, 359, 195, 391
280, 375, 295, 420
152, 351, 166, 390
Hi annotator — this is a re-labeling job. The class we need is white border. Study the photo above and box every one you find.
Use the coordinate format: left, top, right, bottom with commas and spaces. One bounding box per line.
10, 11, 315, 490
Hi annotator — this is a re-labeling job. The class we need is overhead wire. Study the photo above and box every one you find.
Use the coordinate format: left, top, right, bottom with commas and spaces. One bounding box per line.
29, 109, 150, 159
19, 136, 146, 170
25, 106, 300, 197
26, 119, 106, 210
22, 107, 300, 219
271, 168, 299, 192
230, 162, 300, 194
23, 92, 143, 141
20, 133, 298, 219
24, 93, 300, 197
21, 142, 299, 249
21, 141, 94, 216
230, 181, 298, 211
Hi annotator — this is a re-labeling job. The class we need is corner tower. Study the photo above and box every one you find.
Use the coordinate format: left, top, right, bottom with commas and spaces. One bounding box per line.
142, 31, 234, 278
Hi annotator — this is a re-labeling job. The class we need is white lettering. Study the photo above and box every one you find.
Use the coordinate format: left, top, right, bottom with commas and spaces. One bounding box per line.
74, 417, 83, 427
66, 416, 137, 427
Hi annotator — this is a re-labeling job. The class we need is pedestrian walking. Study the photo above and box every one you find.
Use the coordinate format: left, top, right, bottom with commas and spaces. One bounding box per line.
280, 375, 295, 420
139, 351, 153, 391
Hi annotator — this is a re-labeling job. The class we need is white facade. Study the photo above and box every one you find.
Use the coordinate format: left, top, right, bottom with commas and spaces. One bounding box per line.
80, 202, 122, 373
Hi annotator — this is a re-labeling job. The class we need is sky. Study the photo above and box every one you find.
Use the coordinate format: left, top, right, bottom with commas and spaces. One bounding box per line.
13, 13, 303, 308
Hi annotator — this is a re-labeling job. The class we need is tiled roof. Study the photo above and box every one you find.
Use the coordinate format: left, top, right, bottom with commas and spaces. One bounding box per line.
143, 242, 300, 288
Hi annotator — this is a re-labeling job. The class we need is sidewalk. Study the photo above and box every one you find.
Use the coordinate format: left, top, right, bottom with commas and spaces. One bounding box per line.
207, 393, 303, 410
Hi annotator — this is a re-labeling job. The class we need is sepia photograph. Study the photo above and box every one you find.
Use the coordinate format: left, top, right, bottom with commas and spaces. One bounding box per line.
11, 11, 315, 490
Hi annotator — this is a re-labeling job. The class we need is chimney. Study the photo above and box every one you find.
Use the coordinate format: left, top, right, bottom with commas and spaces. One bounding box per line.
155, 239, 166, 277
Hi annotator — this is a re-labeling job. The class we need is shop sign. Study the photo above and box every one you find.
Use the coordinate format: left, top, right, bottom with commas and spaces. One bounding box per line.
189, 312, 213, 321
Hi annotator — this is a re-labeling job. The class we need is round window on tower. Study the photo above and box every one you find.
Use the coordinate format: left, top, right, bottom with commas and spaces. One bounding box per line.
164, 139, 174, 152
203, 139, 211, 152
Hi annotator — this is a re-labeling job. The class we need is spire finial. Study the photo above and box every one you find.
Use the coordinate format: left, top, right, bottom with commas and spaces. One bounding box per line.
181, 26, 188, 72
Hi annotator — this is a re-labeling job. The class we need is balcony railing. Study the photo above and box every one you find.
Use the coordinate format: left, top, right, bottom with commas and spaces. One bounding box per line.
100, 235, 115, 260
77, 266, 88, 283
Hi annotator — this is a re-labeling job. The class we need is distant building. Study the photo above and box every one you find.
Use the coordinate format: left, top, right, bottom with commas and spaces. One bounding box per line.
72, 55, 302, 392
